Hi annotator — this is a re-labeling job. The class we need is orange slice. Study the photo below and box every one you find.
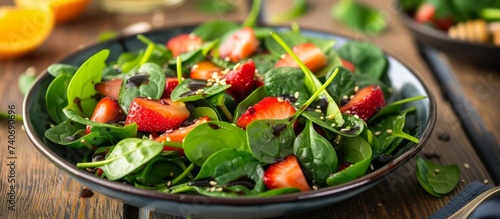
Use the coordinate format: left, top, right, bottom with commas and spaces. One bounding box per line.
0, 6, 55, 60
14, 0, 90, 24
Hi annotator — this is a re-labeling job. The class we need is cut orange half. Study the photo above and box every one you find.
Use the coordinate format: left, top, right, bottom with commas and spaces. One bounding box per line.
15, 0, 90, 24
0, 6, 54, 60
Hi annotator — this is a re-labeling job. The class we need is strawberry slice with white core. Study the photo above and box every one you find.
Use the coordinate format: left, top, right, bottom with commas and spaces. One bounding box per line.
263, 154, 310, 192
125, 97, 190, 132
340, 85, 385, 121
275, 42, 328, 73
235, 97, 296, 129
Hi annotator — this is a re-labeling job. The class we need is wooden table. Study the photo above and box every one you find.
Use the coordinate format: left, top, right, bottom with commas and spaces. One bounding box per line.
1, 0, 498, 218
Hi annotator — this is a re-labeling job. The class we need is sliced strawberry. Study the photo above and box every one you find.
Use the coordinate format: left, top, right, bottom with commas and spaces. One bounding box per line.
166, 33, 203, 57
95, 78, 122, 100
414, 3, 435, 24
224, 60, 256, 100
154, 116, 210, 155
190, 61, 223, 80
340, 58, 355, 73
275, 42, 327, 73
235, 97, 296, 129
86, 97, 124, 134
340, 85, 385, 121
433, 16, 454, 31
218, 27, 259, 63
162, 78, 179, 98
125, 97, 190, 132
263, 155, 310, 192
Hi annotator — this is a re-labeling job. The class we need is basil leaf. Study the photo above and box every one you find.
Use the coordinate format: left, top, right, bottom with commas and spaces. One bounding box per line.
183, 121, 248, 166
294, 120, 338, 186
118, 63, 166, 113
66, 49, 109, 118
246, 119, 295, 164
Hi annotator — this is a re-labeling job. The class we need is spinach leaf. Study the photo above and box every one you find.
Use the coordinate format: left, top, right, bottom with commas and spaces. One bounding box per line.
18, 67, 37, 96
170, 78, 230, 102
302, 112, 364, 137
46, 73, 71, 123
64, 108, 137, 144
188, 106, 220, 121
252, 54, 278, 75
183, 121, 248, 166
326, 136, 372, 186
316, 44, 343, 78
135, 156, 188, 189
415, 156, 460, 197
331, 0, 387, 36
369, 108, 418, 154
233, 86, 267, 123
294, 120, 338, 186
368, 95, 427, 123
337, 41, 388, 81
44, 119, 108, 148
192, 20, 239, 41
264, 67, 310, 107
47, 63, 78, 77
193, 148, 265, 196
268, 0, 308, 24
207, 91, 236, 121
258, 187, 301, 197
66, 49, 109, 118
118, 63, 166, 113
76, 138, 163, 181
325, 67, 356, 105
246, 119, 295, 164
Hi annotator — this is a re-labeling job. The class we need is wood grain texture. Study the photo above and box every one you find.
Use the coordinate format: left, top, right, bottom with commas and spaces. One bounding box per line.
0, 0, 496, 219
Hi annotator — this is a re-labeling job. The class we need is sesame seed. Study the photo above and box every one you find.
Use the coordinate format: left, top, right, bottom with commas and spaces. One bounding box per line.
354, 86, 359, 92
233, 63, 241, 70
353, 115, 360, 119
461, 179, 466, 183
224, 57, 231, 62
280, 54, 286, 59
316, 105, 321, 109
209, 181, 217, 186
166, 136, 171, 142
370, 164, 374, 171
330, 123, 336, 127
167, 181, 172, 187
341, 128, 351, 132
277, 97, 284, 102
484, 179, 489, 184
312, 185, 319, 190
334, 135, 342, 144
434, 168, 440, 173
254, 69, 259, 74
148, 134, 154, 139
207, 78, 215, 82
350, 95, 355, 99
169, 172, 174, 177
192, 64, 199, 69
216, 187, 223, 192
344, 110, 351, 114
374, 131, 382, 136
295, 102, 300, 105
314, 109, 322, 113
342, 95, 348, 100
294, 92, 300, 99
386, 129, 393, 134
197, 89, 204, 93
146, 97, 152, 100
223, 68, 230, 74
220, 80, 227, 85
320, 116, 325, 120
327, 114, 335, 120
206, 82, 213, 86
212, 72, 219, 79
209, 187, 216, 192
464, 163, 470, 169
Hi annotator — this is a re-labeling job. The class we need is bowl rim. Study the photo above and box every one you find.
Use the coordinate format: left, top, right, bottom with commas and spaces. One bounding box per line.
22, 23, 437, 206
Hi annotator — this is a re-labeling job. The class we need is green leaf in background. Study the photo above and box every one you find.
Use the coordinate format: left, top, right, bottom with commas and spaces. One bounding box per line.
331, 0, 387, 36
415, 156, 460, 197
18, 67, 37, 96
269, 0, 308, 24
195, 0, 237, 14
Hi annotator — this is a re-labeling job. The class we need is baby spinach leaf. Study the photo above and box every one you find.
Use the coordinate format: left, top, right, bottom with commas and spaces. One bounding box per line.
302, 112, 364, 137
77, 138, 163, 181
252, 54, 278, 75
189, 106, 220, 121
135, 156, 187, 188
369, 108, 418, 154
193, 148, 265, 196
66, 49, 109, 118
325, 67, 356, 105
331, 0, 387, 36
246, 119, 295, 164
264, 67, 310, 107
415, 156, 460, 197
207, 92, 236, 121
258, 187, 301, 197
46, 73, 72, 123
18, 67, 37, 96
183, 121, 248, 166
337, 41, 388, 81
47, 63, 78, 77
63, 108, 137, 144
170, 78, 230, 102
269, 0, 308, 24
233, 86, 267, 123
368, 95, 426, 123
326, 136, 372, 186
118, 63, 166, 113
294, 120, 338, 186
44, 119, 108, 148
192, 20, 239, 41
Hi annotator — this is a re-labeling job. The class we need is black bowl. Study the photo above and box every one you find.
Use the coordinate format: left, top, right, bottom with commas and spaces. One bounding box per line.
23, 25, 437, 218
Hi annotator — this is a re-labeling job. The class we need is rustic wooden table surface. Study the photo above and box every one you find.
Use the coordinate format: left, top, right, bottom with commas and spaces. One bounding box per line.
1, 0, 498, 218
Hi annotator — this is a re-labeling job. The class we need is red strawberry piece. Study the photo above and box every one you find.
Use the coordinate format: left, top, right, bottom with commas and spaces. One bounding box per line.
414, 3, 435, 24
154, 116, 210, 155
125, 97, 190, 132
95, 78, 122, 100
162, 78, 179, 98
340, 85, 385, 121
235, 97, 296, 129
275, 42, 328, 73
218, 27, 259, 63
166, 33, 203, 57
340, 58, 356, 73
86, 97, 124, 134
190, 61, 223, 80
224, 60, 256, 100
263, 154, 310, 192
